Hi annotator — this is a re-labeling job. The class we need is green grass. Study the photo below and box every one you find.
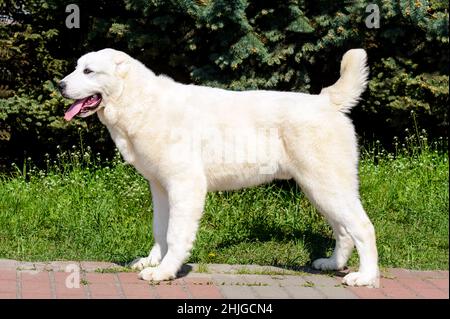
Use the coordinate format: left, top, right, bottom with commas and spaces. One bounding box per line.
0, 135, 448, 270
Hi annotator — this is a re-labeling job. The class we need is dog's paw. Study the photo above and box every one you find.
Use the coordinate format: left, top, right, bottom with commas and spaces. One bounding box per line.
148, 246, 163, 266
129, 257, 151, 271
138, 266, 176, 281
312, 257, 340, 271
342, 271, 380, 288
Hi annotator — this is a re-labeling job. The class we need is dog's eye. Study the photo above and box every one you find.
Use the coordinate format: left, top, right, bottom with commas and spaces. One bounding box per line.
83, 68, 93, 74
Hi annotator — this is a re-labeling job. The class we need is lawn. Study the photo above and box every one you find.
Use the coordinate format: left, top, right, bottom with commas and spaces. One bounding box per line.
0, 135, 448, 270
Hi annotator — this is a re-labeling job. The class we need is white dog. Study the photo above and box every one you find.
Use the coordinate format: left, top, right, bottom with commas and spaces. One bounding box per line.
59, 48, 379, 287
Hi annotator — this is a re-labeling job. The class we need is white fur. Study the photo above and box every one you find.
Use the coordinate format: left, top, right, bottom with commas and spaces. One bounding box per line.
61, 48, 379, 287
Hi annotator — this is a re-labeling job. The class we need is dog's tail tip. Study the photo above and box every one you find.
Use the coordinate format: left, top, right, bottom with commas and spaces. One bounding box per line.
321, 48, 369, 113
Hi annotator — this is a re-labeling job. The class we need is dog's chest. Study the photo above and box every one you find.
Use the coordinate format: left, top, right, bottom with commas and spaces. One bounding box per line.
98, 107, 137, 163
98, 107, 159, 179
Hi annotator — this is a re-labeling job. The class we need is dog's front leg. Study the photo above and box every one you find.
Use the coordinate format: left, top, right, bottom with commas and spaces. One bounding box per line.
130, 180, 169, 270
138, 179, 206, 281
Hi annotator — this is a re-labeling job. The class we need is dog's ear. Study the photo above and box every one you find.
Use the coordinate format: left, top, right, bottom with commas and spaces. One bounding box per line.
114, 52, 130, 78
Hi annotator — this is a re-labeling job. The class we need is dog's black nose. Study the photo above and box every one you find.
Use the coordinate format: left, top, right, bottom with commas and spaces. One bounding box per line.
58, 81, 66, 92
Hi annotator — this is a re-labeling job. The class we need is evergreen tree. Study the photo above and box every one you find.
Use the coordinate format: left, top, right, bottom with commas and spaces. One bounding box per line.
0, 0, 448, 164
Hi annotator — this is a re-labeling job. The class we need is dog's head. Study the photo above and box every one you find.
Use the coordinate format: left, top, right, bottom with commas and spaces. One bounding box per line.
59, 48, 131, 121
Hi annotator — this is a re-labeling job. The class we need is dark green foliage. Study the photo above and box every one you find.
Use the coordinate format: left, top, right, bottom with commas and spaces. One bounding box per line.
0, 0, 448, 166
0, 0, 114, 166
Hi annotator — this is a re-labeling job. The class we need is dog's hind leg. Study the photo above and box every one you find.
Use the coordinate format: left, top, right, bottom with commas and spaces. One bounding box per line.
339, 201, 379, 288
130, 180, 169, 270
138, 177, 207, 281
293, 170, 379, 287
285, 121, 379, 287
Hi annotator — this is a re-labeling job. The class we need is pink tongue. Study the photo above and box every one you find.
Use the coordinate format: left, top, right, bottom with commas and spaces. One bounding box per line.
64, 97, 89, 121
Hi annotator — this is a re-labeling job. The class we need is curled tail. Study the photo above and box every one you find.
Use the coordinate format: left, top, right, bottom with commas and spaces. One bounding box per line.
320, 49, 369, 113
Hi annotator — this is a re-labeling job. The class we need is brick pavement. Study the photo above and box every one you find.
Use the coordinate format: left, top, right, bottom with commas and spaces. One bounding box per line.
0, 259, 448, 299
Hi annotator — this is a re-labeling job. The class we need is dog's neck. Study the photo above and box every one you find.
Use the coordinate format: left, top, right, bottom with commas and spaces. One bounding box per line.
97, 59, 159, 129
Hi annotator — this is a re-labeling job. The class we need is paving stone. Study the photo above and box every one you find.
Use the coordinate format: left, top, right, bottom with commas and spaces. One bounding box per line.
121, 283, 156, 299
186, 283, 223, 299
0, 269, 16, 281
219, 286, 258, 299
183, 273, 214, 283
204, 264, 296, 275
0, 259, 18, 270
88, 283, 121, 299
283, 286, 324, 299
243, 274, 282, 286
212, 274, 250, 286
0, 292, 17, 299
0, 280, 16, 293
302, 275, 341, 287
48, 261, 81, 272
416, 288, 449, 299
1, 260, 448, 300
22, 292, 53, 299
397, 278, 438, 292
436, 270, 450, 279
21, 272, 52, 299
251, 286, 290, 299
117, 272, 142, 284
315, 286, 358, 299
387, 269, 417, 279
53, 272, 86, 298
155, 285, 190, 299
17, 262, 35, 271
389, 269, 448, 280
382, 287, 419, 299
33, 262, 50, 272
267, 275, 307, 287
348, 287, 388, 299
426, 278, 449, 290
85, 273, 117, 284
80, 261, 121, 272
380, 278, 406, 289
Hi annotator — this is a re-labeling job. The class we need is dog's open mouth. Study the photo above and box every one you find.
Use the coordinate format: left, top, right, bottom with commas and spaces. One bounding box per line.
64, 94, 102, 121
